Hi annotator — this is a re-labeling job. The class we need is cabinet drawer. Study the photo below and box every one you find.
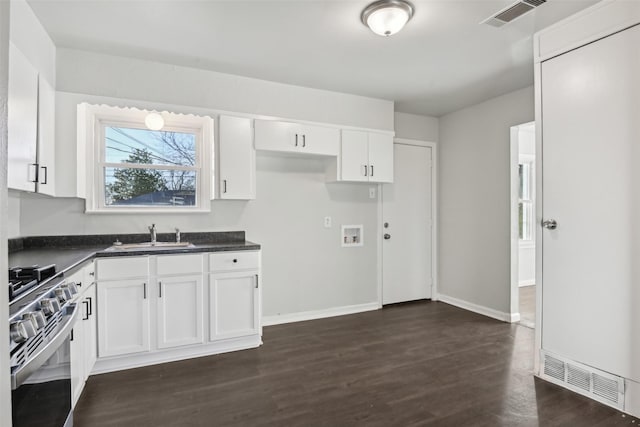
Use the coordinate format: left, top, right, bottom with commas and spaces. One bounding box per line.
157, 254, 203, 276
96, 257, 149, 280
210, 251, 259, 272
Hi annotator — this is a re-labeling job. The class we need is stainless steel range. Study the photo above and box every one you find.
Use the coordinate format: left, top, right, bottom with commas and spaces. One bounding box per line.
8, 265, 80, 427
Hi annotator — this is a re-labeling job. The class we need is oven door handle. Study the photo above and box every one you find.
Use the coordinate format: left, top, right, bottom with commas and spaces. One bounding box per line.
11, 303, 80, 390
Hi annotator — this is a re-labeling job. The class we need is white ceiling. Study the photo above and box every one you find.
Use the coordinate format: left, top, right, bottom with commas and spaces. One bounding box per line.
27, 0, 597, 117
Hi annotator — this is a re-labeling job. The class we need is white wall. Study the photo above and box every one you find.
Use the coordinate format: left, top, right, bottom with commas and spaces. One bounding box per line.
18, 49, 393, 319
394, 112, 439, 142
8, 190, 20, 238
9, 0, 55, 84
57, 49, 392, 131
0, 0, 11, 424
439, 86, 534, 316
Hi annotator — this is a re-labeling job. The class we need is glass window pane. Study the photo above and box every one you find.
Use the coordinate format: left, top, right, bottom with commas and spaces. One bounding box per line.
105, 167, 196, 206
520, 201, 533, 241
519, 202, 524, 239
519, 163, 530, 200
105, 126, 196, 167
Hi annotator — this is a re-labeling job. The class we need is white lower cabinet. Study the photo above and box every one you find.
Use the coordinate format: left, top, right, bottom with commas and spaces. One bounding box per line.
93, 251, 261, 373
157, 274, 204, 349
70, 281, 97, 407
97, 279, 151, 358
210, 272, 259, 341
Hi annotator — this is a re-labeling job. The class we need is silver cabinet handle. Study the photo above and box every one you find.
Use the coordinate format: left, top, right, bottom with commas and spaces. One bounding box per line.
542, 219, 558, 230
364, 165, 368, 176
40, 166, 48, 184
370, 165, 374, 176
29, 163, 39, 183
255, 274, 259, 289
223, 179, 227, 193
159, 281, 162, 298
295, 133, 299, 147
143, 283, 147, 299
302, 134, 306, 147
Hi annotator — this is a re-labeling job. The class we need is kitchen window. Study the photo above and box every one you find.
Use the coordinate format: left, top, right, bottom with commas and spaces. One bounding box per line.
78, 104, 213, 213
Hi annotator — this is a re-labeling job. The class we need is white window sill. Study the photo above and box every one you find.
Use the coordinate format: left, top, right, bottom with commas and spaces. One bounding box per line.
85, 207, 211, 214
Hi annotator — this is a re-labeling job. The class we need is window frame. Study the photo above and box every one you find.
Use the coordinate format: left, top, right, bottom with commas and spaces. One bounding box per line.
518, 154, 535, 245
79, 103, 213, 213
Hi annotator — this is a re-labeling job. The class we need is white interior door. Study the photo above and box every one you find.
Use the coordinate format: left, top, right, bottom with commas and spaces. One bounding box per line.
541, 24, 640, 381
382, 143, 433, 305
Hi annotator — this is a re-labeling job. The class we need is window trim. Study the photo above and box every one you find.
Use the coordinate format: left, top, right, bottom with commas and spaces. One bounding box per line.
78, 103, 213, 213
518, 154, 535, 245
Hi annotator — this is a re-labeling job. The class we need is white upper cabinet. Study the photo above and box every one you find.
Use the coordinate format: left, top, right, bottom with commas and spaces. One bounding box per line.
7, 43, 56, 195
335, 130, 394, 183
8, 43, 38, 192
37, 75, 56, 196
254, 119, 339, 156
218, 115, 256, 200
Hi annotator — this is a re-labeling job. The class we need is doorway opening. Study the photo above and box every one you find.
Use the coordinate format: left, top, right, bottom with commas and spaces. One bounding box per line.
510, 122, 536, 328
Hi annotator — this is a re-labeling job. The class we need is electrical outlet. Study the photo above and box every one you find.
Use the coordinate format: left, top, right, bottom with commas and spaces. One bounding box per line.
324, 216, 332, 228
369, 187, 376, 199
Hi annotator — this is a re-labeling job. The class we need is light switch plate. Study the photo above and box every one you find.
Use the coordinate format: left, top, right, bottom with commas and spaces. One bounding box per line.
324, 216, 332, 228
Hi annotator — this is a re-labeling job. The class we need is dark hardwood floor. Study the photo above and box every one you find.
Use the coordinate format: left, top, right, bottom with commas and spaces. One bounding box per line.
74, 301, 638, 426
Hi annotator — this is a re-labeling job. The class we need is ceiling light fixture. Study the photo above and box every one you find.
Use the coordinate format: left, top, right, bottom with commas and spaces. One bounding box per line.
361, 0, 414, 37
144, 112, 165, 131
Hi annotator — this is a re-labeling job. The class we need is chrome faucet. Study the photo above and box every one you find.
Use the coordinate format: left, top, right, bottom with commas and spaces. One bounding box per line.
175, 228, 181, 243
148, 224, 157, 245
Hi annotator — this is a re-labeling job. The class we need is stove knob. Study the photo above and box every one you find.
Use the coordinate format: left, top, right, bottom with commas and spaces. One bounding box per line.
40, 298, 61, 315
54, 288, 68, 303
10, 320, 33, 343
23, 311, 46, 330
66, 282, 79, 295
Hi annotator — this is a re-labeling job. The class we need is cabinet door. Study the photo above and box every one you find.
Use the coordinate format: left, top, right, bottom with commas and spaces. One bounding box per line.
368, 133, 394, 183
254, 120, 339, 156
97, 280, 150, 357
254, 120, 299, 153
219, 115, 256, 200
299, 125, 339, 156
36, 75, 56, 196
7, 43, 38, 192
210, 272, 259, 341
156, 275, 204, 349
83, 284, 97, 377
70, 308, 85, 407
340, 130, 369, 182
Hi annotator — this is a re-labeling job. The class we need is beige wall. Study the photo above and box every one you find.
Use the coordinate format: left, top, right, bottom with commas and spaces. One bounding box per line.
439, 86, 534, 315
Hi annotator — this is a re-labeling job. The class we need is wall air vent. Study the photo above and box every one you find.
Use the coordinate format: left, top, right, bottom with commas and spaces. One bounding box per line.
540, 351, 625, 411
481, 0, 546, 28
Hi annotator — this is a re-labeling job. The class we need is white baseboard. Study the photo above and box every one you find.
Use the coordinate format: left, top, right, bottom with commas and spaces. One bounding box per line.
437, 294, 512, 322
626, 378, 640, 418
519, 280, 535, 287
263, 302, 380, 326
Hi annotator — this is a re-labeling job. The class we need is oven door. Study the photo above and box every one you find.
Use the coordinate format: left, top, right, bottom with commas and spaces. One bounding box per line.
11, 304, 79, 427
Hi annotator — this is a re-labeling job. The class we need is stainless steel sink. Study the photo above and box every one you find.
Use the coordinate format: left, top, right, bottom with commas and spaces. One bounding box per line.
108, 242, 195, 251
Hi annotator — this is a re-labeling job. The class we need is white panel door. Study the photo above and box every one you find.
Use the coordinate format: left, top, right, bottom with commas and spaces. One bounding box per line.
219, 115, 256, 199
340, 130, 369, 181
382, 143, 432, 304
97, 280, 150, 357
7, 43, 38, 192
36, 75, 56, 196
210, 272, 259, 341
368, 133, 394, 183
156, 275, 204, 349
541, 24, 640, 381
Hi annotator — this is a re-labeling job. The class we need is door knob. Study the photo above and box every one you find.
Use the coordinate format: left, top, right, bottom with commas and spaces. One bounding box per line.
542, 219, 558, 230
384, 234, 391, 240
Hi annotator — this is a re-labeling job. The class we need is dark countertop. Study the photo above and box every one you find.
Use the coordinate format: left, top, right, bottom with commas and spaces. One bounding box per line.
9, 231, 260, 281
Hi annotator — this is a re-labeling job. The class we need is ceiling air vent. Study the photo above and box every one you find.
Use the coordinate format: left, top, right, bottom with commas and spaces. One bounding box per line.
481, 0, 546, 28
